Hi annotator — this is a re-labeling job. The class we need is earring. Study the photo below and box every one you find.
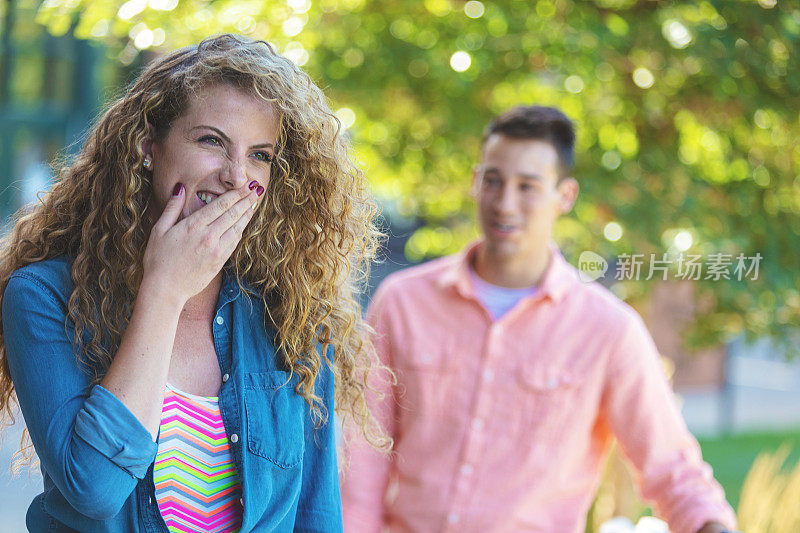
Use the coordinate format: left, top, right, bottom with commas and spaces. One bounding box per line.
143, 157, 152, 170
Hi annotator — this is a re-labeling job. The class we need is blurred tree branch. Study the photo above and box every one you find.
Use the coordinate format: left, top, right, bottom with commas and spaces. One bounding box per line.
32, 0, 800, 351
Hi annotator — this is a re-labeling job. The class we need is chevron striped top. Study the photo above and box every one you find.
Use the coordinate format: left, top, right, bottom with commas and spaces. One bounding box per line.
154, 384, 243, 533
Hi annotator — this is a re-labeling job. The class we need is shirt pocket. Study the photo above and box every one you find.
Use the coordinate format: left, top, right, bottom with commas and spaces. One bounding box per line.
395, 337, 455, 413
397, 336, 454, 372
512, 362, 588, 445
518, 363, 583, 392
243, 371, 306, 469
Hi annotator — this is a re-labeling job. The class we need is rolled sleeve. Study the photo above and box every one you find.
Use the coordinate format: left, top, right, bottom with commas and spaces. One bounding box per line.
3, 272, 157, 519
341, 506, 384, 533
601, 312, 737, 533
74, 384, 157, 479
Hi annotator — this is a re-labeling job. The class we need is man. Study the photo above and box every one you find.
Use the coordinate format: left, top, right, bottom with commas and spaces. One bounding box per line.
341, 106, 737, 533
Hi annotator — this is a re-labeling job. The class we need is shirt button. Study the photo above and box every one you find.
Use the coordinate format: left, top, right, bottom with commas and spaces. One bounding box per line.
230, 433, 239, 443
460, 464, 473, 476
222, 373, 230, 383
483, 369, 494, 381
548, 377, 558, 389
148, 496, 152, 505
215, 316, 224, 325
471, 418, 484, 430
421, 352, 432, 363
447, 513, 459, 524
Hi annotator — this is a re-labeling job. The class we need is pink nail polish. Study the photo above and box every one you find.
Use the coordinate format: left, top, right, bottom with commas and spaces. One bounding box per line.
172, 183, 184, 196
248, 180, 258, 190
256, 186, 264, 196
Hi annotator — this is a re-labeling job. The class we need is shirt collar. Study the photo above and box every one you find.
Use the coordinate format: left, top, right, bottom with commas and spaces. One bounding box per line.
218, 266, 261, 306
436, 240, 578, 303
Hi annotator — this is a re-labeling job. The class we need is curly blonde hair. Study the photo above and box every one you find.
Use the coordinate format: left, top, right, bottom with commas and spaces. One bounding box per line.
0, 33, 390, 465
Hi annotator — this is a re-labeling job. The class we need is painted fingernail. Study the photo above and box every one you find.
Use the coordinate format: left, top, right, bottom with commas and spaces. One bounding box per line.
172, 183, 184, 196
256, 186, 264, 196
248, 180, 259, 190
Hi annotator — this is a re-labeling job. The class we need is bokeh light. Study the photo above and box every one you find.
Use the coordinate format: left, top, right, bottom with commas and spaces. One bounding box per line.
336, 107, 356, 129
632, 67, 654, 89
450, 51, 471, 72
118, 0, 147, 20
282, 16, 305, 37
662, 20, 692, 49
464, 1, 484, 18
604, 222, 623, 242
601, 151, 621, 170
133, 28, 154, 49
674, 230, 693, 251
565, 75, 584, 93
148, 0, 178, 10
283, 41, 309, 65
287, 0, 311, 13
90, 19, 109, 37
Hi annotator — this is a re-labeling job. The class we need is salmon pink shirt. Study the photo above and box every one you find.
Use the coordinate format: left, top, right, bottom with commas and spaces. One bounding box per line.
341, 242, 736, 533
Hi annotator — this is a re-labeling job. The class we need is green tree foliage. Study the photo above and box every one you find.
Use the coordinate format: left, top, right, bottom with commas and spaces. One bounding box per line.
33, 0, 800, 349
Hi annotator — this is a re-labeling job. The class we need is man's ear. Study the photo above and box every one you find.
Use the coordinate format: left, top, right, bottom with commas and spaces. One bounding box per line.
557, 177, 579, 214
471, 166, 481, 198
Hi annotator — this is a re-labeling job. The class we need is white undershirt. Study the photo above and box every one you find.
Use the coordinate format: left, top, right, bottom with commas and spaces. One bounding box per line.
468, 267, 539, 321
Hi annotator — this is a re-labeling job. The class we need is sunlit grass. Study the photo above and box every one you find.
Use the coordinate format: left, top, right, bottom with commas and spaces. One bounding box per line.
587, 427, 800, 532
698, 427, 800, 509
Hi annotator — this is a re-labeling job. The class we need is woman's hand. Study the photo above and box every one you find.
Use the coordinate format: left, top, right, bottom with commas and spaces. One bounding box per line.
142, 181, 262, 306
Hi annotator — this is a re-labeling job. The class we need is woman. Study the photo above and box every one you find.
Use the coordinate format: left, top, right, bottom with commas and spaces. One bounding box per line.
0, 34, 386, 532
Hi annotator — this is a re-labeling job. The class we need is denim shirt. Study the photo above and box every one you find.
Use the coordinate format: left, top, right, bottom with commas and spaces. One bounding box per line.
2, 255, 342, 532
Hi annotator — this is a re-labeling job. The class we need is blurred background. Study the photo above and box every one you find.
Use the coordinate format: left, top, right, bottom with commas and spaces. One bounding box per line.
1, 0, 799, 531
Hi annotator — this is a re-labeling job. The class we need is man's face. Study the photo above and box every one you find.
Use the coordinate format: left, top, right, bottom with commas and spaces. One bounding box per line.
473, 134, 576, 262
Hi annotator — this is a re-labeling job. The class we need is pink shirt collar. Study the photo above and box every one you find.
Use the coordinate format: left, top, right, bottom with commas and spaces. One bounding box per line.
436, 240, 578, 303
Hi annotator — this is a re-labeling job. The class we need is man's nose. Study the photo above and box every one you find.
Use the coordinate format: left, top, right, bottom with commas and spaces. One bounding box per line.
495, 184, 517, 213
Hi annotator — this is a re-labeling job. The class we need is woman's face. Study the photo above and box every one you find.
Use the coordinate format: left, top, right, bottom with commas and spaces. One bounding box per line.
145, 83, 280, 223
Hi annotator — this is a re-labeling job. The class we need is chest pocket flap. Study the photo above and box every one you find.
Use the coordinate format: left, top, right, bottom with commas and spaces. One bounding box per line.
518, 362, 584, 392
244, 371, 306, 468
398, 335, 455, 372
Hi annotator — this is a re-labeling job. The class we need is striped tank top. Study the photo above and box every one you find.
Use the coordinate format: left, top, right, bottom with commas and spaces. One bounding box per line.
154, 384, 243, 533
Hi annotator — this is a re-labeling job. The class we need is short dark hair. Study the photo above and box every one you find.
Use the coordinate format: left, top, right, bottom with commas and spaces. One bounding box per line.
482, 106, 576, 178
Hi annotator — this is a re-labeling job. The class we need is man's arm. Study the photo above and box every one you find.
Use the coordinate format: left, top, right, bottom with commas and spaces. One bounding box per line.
340, 281, 399, 532
600, 311, 737, 533
697, 522, 735, 533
